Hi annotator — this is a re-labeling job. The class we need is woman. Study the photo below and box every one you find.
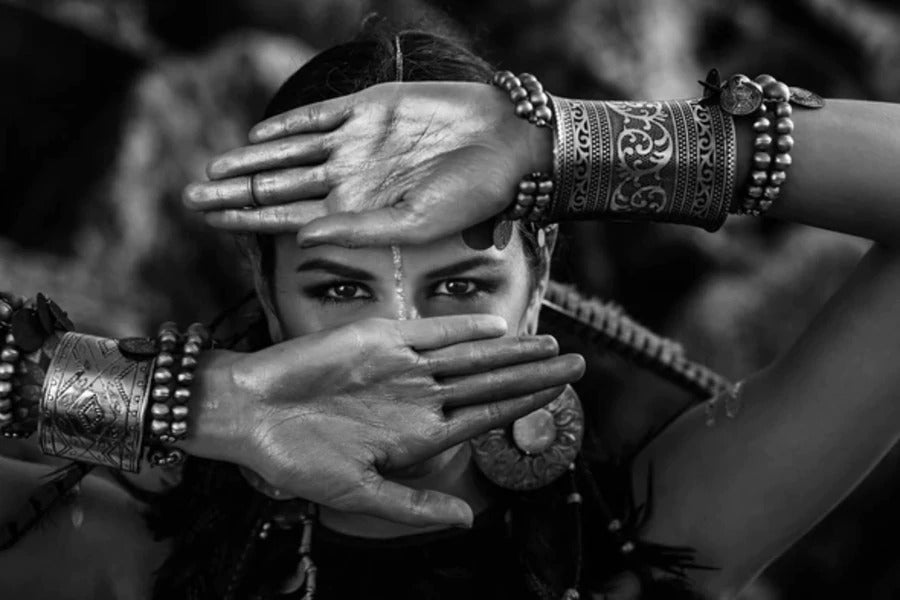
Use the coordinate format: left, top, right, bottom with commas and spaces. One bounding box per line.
0, 25, 896, 600
186, 25, 900, 600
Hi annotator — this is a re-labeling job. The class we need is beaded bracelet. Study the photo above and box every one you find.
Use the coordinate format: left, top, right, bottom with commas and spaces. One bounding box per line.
146, 321, 210, 467
491, 70, 553, 127
709, 71, 824, 216
491, 71, 556, 249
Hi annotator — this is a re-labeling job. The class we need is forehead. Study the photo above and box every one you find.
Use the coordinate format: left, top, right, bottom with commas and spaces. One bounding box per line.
272, 230, 526, 277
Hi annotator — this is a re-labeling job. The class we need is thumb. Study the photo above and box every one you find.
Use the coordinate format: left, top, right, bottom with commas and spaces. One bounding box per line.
356, 474, 474, 528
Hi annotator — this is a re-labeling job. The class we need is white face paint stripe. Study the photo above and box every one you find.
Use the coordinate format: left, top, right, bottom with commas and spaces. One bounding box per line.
391, 244, 410, 320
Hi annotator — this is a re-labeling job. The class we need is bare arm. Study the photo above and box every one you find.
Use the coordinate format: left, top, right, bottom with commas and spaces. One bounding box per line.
633, 99, 900, 594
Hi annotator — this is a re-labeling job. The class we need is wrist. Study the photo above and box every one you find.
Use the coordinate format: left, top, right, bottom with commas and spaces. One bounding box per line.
525, 118, 553, 174
177, 349, 251, 464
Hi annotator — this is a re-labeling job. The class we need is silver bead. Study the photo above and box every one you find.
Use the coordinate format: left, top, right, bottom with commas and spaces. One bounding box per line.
4, 333, 15, 345
0, 412, 13, 425
752, 152, 771, 170
776, 134, 794, 153
0, 347, 19, 363
174, 387, 191, 402
750, 170, 768, 186
758, 200, 773, 212
621, 541, 636, 554
153, 368, 172, 384
754, 133, 772, 151
533, 105, 553, 123
518, 73, 538, 85
183, 342, 201, 357
775, 102, 793, 118
534, 194, 552, 207
775, 118, 794, 135
171, 405, 189, 420
566, 492, 582, 505
515, 193, 535, 208
170, 421, 188, 436
176, 371, 194, 385
0, 398, 12, 412
151, 403, 171, 417
537, 180, 554, 194
0, 363, 14, 380
152, 386, 171, 401
502, 77, 521, 92
0, 381, 12, 396
752, 117, 770, 133
754, 73, 777, 86
518, 180, 538, 194
769, 170, 787, 185
746, 186, 764, 199
514, 100, 534, 118
774, 153, 793, 170
180, 355, 198, 370
528, 91, 548, 106
150, 419, 170, 435
509, 86, 528, 102
763, 186, 781, 200
608, 519, 622, 532
156, 353, 174, 368
763, 80, 790, 101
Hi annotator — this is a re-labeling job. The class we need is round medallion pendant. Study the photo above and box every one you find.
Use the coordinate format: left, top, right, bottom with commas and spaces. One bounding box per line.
470, 385, 584, 490
720, 75, 764, 116
789, 86, 826, 109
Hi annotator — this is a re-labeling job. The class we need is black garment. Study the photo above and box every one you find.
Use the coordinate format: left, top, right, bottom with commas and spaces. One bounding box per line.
305, 506, 534, 599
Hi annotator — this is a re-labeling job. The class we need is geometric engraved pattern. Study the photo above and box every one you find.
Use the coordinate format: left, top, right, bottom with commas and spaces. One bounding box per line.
548, 96, 736, 232
39, 332, 154, 472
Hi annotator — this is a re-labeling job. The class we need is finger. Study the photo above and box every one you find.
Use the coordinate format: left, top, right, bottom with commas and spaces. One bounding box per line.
444, 385, 567, 445
183, 177, 255, 211
250, 98, 353, 142
202, 202, 328, 233
206, 135, 330, 180
357, 475, 473, 528
396, 314, 507, 350
440, 353, 585, 408
185, 167, 331, 211
421, 335, 559, 377
297, 203, 481, 248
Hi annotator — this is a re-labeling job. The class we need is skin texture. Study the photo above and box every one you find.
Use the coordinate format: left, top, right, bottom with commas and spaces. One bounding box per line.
187, 84, 900, 596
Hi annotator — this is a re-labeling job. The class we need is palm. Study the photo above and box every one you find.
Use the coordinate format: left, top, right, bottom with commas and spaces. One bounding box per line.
184, 82, 540, 246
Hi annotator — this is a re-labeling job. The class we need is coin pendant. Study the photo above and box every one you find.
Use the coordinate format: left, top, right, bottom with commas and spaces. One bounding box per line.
720, 76, 763, 116
492, 217, 514, 250
789, 87, 825, 109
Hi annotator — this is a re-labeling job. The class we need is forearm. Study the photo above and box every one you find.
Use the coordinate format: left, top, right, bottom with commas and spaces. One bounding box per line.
542, 94, 900, 245
633, 243, 900, 595
762, 99, 900, 245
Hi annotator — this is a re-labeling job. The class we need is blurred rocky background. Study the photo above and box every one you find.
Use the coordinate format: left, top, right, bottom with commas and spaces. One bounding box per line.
2, 0, 899, 597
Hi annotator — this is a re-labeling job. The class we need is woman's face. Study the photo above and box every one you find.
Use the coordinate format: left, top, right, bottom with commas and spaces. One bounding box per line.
268, 230, 542, 338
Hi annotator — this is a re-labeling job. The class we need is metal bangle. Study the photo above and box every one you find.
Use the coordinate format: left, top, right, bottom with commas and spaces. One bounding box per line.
548, 95, 736, 231
39, 332, 154, 473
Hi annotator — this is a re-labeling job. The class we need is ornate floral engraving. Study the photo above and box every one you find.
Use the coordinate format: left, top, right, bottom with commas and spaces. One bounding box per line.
39, 332, 154, 472
549, 96, 735, 231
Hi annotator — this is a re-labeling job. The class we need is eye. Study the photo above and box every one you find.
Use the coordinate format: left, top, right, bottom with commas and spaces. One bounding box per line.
325, 283, 370, 300
433, 279, 477, 297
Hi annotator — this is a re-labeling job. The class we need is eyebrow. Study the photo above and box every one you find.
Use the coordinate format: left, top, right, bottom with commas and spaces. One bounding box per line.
423, 256, 504, 280
295, 258, 376, 281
